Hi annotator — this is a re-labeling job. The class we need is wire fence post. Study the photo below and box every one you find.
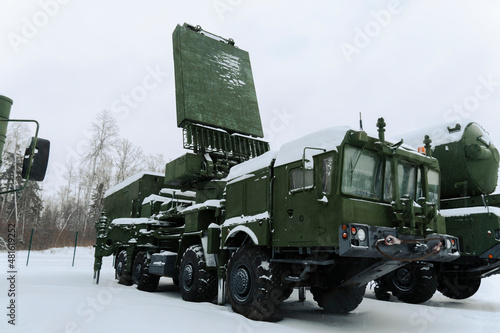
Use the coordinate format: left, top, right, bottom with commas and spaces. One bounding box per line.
26, 229, 34, 266
72, 231, 78, 267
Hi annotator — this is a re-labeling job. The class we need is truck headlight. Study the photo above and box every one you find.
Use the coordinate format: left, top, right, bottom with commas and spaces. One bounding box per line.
446, 238, 452, 249
357, 228, 366, 242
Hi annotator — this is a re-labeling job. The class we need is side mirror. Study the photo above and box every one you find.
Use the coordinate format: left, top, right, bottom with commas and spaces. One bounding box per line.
22, 137, 50, 181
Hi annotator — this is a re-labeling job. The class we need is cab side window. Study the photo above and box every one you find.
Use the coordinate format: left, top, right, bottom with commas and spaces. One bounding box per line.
321, 156, 333, 195
290, 168, 314, 192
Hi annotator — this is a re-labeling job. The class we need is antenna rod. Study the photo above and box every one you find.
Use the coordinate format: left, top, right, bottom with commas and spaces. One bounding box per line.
359, 112, 363, 131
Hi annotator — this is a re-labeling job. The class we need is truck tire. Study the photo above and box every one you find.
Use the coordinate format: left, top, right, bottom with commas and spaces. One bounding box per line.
438, 273, 481, 300
179, 244, 217, 302
116, 250, 133, 286
373, 280, 391, 301
311, 285, 366, 313
387, 265, 437, 304
133, 251, 160, 292
226, 244, 284, 321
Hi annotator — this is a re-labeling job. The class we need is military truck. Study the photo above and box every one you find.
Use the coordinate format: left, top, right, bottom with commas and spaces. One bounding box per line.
0, 94, 50, 194
93, 23, 460, 320
375, 122, 500, 302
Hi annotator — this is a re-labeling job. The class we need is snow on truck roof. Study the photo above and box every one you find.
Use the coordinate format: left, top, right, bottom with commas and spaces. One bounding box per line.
440, 206, 500, 217
225, 126, 352, 182
225, 150, 278, 182
273, 126, 352, 167
104, 171, 164, 198
394, 122, 470, 149
225, 125, 429, 183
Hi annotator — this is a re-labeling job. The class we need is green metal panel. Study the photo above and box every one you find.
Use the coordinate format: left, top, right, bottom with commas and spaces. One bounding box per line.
0, 95, 13, 164
207, 227, 220, 254
272, 161, 339, 247
184, 210, 215, 233
445, 212, 500, 257
196, 180, 225, 204
172, 24, 263, 138
225, 180, 244, 219
164, 153, 203, 188
140, 200, 163, 218
225, 167, 270, 220
104, 173, 165, 221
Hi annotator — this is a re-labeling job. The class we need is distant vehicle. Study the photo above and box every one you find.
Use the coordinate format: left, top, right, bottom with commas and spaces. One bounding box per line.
93, 23, 459, 321
375, 122, 500, 303
0, 94, 50, 194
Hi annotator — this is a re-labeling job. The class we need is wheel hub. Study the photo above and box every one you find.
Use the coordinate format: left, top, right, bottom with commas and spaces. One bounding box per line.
232, 266, 251, 302
394, 268, 414, 291
183, 263, 194, 290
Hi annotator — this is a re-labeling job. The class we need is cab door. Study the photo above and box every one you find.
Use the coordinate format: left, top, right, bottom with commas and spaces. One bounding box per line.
272, 152, 335, 247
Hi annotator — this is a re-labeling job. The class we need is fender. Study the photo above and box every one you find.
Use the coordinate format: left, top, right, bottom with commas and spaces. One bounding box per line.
224, 225, 259, 247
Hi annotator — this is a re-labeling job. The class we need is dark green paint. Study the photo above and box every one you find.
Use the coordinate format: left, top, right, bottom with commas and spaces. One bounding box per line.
173, 24, 263, 138
104, 173, 165, 221
433, 123, 499, 198
445, 212, 500, 258
164, 153, 203, 188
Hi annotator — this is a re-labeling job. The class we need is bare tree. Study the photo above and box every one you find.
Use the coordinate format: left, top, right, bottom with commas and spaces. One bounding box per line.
80, 110, 118, 238
143, 153, 166, 173
114, 138, 144, 183
82, 110, 118, 185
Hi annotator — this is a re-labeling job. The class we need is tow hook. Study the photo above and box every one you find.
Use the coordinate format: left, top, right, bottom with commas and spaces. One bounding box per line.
384, 235, 401, 245
411, 242, 428, 253
432, 242, 442, 254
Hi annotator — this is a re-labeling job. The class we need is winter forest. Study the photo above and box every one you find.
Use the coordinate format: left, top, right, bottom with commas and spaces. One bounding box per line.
0, 110, 165, 250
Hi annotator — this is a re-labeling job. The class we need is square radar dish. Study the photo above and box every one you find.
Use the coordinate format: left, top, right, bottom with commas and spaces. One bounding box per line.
173, 23, 264, 138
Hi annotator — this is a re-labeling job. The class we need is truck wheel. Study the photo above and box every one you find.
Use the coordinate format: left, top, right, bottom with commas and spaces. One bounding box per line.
388, 265, 437, 304
179, 244, 217, 302
438, 274, 481, 300
311, 285, 366, 313
133, 251, 160, 292
116, 250, 133, 286
226, 244, 284, 321
172, 273, 180, 287
373, 280, 391, 301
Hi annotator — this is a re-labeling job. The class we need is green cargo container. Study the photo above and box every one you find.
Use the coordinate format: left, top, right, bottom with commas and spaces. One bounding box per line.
104, 172, 165, 221
164, 153, 203, 188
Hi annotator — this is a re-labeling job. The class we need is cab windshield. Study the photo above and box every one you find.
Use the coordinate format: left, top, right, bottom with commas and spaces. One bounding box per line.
341, 146, 383, 200
341, 145, 439, 204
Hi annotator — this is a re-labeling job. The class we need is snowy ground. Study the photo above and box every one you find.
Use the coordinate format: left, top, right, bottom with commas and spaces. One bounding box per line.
1, 247, 500, 333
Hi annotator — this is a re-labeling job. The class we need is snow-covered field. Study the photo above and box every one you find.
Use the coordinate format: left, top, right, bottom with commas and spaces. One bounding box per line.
1, 247, 500, 333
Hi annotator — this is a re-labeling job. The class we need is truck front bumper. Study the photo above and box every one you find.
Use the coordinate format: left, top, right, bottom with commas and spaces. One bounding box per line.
339, 223, 460, 263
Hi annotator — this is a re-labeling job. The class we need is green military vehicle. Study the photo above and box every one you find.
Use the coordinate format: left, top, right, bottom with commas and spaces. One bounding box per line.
375, 122, 500, 302
0, 95, 50, 194
93, 24, 460, 320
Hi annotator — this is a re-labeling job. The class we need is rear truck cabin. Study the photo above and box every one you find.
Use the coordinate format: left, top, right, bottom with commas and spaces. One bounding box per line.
374, 122, 500, 304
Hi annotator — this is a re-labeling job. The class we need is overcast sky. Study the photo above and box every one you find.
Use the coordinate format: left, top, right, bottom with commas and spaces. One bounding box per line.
1, 0, 500, 193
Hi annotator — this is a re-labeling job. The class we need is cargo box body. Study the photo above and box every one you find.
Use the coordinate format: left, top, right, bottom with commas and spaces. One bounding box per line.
104, 172, 165, 221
